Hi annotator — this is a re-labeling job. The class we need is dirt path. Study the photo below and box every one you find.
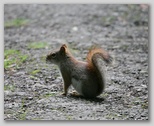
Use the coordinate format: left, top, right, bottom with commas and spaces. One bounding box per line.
4, 4, 148, 120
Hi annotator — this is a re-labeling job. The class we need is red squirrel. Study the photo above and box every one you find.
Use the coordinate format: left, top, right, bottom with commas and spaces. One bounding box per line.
46, 44, 113, 98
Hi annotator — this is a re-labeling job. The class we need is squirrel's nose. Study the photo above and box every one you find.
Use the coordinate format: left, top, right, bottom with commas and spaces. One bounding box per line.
46, 54, 52, 63
46, 55, 49, 61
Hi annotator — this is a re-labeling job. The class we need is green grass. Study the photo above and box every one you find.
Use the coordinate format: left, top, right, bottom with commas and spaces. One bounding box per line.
100, 93, 109, 97
66, 115, 73, 120
141, 102, 148, 109
30, 69, 40, 75
28, 42, 48, 49
4, 85, 15, 92
4, 49, 20, 57
39, 92, 56, 99
17, 98, 28, 120
29, 75, 37, 80
4, 18, 29, 28
101, 16, 116, 25
43, 92, 56, 98
4, 49, 28, 70
18, 111, 27, 120
105, 113, 119, 120
40, 55, 46, 61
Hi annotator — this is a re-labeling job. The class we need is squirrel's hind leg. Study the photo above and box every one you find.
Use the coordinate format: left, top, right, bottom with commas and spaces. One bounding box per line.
70, 91, 82, 97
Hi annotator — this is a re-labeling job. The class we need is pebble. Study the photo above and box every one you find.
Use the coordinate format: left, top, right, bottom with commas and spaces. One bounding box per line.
26, 97, 33, 100
72, 26, 78, 31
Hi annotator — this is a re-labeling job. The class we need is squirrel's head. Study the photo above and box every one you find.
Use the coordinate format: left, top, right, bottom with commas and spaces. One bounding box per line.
46, 44, 68, 65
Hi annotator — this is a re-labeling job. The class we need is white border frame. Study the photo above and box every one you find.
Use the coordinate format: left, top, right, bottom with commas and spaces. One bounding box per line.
1, 0, 153, 126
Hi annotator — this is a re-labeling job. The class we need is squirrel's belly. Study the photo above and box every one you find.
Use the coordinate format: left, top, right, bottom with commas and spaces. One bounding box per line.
71, 78, 83, 95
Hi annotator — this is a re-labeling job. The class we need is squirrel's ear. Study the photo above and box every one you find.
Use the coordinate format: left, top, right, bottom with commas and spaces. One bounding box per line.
62, 44, 67, 48
60, 44, 67, 54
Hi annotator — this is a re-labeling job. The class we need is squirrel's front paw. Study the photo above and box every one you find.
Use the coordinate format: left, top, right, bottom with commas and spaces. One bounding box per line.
61, 92, 67, 96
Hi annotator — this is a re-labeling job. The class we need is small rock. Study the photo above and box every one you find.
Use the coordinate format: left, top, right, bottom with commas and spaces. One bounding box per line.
26, 96, 33, 100
54, 78, 61, 84
72, 26, 78, 31
140, 70, 147, 74
79, 116, 82, 118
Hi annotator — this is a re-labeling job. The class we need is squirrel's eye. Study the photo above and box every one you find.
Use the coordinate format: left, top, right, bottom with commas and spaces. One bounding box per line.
51, 53, 56, 58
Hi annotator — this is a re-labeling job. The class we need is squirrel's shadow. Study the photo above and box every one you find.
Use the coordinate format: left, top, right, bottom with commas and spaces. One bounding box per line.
68, 94, 105, 103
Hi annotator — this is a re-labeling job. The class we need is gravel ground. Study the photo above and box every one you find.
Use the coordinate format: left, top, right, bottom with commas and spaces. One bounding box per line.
4, 4, 148, 120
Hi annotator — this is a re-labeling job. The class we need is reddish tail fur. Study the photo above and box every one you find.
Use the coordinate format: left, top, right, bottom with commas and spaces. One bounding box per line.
86, 47, 113, 65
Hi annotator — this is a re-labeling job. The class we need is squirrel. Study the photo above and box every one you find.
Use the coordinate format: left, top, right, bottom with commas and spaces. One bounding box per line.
46, 44, 113, 98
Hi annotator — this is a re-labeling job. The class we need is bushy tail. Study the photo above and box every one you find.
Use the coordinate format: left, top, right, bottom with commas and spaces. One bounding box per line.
86, 47, 113, 65
86, 47, 113, 95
